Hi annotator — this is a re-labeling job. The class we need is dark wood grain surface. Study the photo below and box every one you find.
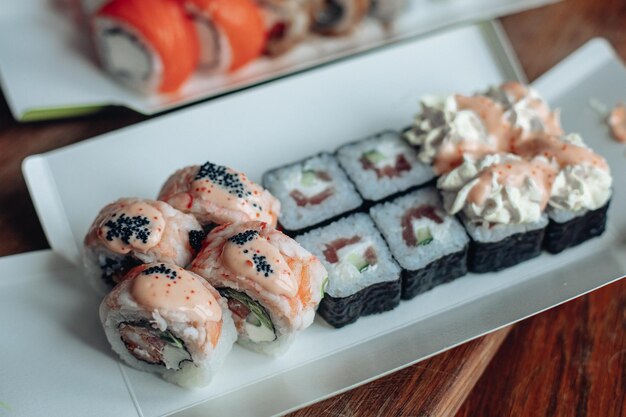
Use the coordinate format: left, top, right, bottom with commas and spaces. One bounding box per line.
0, 0, 624, 415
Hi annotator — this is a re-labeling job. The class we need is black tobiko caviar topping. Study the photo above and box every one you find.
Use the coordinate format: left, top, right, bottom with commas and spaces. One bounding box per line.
195, 161, 252, 199
104, 213, 152, 245
252, 253, 274, 277
100, 256, 142, 287
143, 264, 178, 280
189, 230, 205, 252
228, 230, 259, 245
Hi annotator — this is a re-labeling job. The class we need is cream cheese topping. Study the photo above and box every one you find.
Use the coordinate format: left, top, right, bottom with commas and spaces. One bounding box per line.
485, 82, 563, 138
550, 162, 612, 212
437, 154, 555, 224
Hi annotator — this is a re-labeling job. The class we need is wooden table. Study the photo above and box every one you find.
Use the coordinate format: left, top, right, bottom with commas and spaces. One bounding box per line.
1, 0, 624, 415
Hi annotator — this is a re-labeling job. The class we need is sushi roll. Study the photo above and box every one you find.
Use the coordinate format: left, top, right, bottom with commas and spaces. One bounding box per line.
263, 153, 363, 235
92, 0, 200, 94
369, 0, 406, 23
183, 0, 266, 72
336, 130, 435, 205
296, 213, 401, 328
191, 221, 327, 355
514, 133, 612, 253
100, 263, 236, 388
369, 188, 468, 300
437, 153, 556, 272
158, 161, 281, 228
257, 0, 312, 56
83, 198, 204, 294
310, 0, 370, 36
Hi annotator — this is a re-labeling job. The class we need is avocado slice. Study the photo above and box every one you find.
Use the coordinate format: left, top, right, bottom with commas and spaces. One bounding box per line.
363, 149, 387, 165
416, 227, 434, 246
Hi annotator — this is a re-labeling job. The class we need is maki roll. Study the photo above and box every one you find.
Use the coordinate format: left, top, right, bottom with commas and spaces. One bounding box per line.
100, 263, 236, 388
310, 0, 370, 36
191, 221, 327, 355
263, 153, 363, 235
514, 133, 612, 253
257, 0, 311, 56
158, 161, 281, 228
83, 198, 204, 294
369, 188, 468, 300
336, 130, 434, 205
92, 0, 200, 94
296, 213, 401, 328
438, 153, 556, 272
183, 0, 266, 72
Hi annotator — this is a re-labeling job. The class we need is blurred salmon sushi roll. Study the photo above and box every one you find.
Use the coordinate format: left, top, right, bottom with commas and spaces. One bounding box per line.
92, 0, 200, 94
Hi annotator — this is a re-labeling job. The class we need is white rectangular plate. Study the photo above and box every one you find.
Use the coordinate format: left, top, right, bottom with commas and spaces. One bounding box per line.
10, 25, 626, 417
0, 0, 557, 121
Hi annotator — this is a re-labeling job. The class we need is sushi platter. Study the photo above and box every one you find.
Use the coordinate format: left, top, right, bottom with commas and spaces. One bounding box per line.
2, 21, 625, 417
0, 0, 559, 121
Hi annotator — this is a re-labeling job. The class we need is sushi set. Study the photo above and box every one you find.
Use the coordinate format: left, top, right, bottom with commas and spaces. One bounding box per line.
4, 23, 626, 417
0, 0, 558, 120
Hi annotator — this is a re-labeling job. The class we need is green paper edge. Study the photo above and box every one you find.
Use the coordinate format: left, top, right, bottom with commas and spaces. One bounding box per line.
20, 105, 106, 122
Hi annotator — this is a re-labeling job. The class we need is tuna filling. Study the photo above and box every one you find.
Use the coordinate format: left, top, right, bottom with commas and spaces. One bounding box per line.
401, 205, 444, 247
289, 169, 335, 207
118, 321, 191, 370
323, 236, 378, 273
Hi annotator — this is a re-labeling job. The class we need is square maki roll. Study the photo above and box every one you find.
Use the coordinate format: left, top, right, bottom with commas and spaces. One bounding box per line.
296, 213, 402, 328
462, 214, 548, 273
336, 131, 435, 205
263, 153, 363, 236
369, 188, 469, 300
543, 201, 610, 254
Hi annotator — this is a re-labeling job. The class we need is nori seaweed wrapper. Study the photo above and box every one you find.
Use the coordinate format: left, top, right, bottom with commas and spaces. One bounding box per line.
317, 278, 401, 328
279, 209, 363, 237
468, 228, 545, 273
401, 245, 468, 300
544, 201, 610, 254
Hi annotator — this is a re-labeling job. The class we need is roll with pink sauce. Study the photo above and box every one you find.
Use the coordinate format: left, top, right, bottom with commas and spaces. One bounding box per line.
100, 263, 236, 387
157, 161, 281, 228
191, 221, 327, 355
83, 198, 205, 294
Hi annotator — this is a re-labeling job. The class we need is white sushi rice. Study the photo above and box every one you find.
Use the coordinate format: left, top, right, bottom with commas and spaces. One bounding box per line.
296, 213, 401, 298
336, 131, 435, 201
547, 207, 588, 224
462, 213, 549, 243
100, 290, 236, 389
369, 188, 468, 271
92, 18, 163, 94
264, 153, 363, 231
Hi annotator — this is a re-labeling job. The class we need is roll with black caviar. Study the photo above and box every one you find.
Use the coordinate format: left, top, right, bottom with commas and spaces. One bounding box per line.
83, 198, 204, 294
